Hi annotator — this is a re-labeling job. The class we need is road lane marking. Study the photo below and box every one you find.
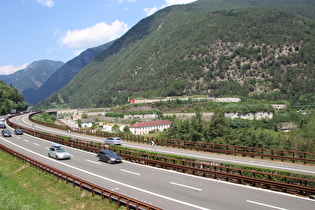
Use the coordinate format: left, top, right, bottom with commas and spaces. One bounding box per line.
2, 139, 210, 210
170, 182, 202, 191
87, 159, 101, 165
33, 143, 39, 146
246, 200, 287, 210
24, 139, 29, 142
120, 169, 141, 176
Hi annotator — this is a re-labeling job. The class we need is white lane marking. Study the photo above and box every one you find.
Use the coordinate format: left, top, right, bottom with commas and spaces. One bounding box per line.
246, 200, 287, 210
2, 139, 210, 210
24, 139, 29, 142
33, 143, 39, 146
120, 169, 141, 176
125, 145, 315, 175
87, 159, 101, 165
170, 182, 202, 191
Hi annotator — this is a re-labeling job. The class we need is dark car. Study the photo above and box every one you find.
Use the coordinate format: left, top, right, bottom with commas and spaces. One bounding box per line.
97, 150, 122, 164
0, 123, 6, 128
2, 129, 12, 137
14, 129, 23, 135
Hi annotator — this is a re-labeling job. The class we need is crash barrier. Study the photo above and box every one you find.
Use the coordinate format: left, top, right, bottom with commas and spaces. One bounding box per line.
7, 117, 315, 198
27, 112, 315, 165
0, 144, 161, 210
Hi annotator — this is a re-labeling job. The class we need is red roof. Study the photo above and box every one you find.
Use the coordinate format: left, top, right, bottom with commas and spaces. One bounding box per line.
130, 120, 172, 128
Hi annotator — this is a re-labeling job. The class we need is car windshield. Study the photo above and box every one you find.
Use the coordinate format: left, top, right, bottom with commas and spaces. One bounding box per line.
109, 137, 120, 140
106, 151, 118, 156
56, 147, 67, 153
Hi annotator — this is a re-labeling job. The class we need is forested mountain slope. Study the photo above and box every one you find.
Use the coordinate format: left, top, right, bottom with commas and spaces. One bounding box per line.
36, 0, 315, 109
23, 42, 113, 105
0, 60, 63, 93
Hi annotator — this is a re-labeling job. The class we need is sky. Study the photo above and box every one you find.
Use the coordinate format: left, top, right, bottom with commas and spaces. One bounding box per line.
0, 0, 197, 75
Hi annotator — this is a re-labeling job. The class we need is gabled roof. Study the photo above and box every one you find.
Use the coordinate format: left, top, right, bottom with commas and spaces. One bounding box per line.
130, 120, 172, 128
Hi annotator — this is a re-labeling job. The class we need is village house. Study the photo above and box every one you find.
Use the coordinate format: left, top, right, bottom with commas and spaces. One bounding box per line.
80, 118, 95, 128
129, 120, 172, 135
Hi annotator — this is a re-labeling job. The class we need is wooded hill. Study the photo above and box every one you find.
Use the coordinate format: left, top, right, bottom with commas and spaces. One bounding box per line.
36, 0, 315, 109
0, 81, 28, 115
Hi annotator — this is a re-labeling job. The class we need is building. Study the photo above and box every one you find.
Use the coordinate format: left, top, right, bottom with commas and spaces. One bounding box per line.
129, 97, 240, 104
129, 120, 172, 135
224, 112, 274, 120
271, 104, 287, 110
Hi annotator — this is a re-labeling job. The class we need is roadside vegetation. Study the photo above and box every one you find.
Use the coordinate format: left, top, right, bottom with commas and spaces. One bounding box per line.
0, 151, 122, 210
160, 108, 315, 152
32, 112, 56, 124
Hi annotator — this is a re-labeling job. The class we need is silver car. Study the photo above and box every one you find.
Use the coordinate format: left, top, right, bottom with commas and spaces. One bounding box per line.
48, 143, 71, 160
104, 137, 123, 145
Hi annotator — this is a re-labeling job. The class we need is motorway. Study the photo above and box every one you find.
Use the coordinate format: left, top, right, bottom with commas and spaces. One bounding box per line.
1, 114, 314, 209
10, 114, 315, 176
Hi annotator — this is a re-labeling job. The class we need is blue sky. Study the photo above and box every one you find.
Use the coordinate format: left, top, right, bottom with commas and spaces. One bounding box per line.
0, 0, 197, 75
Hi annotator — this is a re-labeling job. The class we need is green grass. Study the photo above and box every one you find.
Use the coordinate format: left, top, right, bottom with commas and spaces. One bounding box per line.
0, 151, 123, 210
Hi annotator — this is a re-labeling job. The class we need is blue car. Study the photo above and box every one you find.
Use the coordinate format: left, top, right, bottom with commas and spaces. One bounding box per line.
2, 129, 11, 137
14, 129, 23, 135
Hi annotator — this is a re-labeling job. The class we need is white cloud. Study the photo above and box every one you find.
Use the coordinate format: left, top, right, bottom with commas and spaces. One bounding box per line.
59, 20, 129, 49
0, 63, 28, 75
144, 7, 158, 16
165, 0, 197, 6
36, 0, 54, 7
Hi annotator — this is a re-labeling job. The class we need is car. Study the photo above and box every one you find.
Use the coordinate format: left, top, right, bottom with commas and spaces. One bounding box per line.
0, 123, 6, 128
104, 137, 123, 145
48, 143, 71, 160
97, 150, 122, 164
14, 129, 23, 135
1, 129, 11, 137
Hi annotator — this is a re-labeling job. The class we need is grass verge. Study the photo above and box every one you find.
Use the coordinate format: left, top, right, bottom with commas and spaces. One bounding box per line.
0, 151, 123, 210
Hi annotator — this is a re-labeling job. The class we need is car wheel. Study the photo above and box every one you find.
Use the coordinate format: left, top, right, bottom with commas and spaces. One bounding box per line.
107, 159, 112, 164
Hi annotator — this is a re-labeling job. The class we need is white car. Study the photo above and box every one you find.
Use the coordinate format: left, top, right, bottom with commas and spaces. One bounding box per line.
48, 143, 71, 160
104, 137, 123, 145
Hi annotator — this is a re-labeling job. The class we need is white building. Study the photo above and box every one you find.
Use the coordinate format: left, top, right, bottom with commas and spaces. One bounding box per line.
129, 120, 172, 135
224, 112, 274, 120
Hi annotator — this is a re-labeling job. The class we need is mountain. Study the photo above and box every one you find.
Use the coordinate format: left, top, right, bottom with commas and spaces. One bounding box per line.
0, 80, 28, 115
35, 0, 315, 109
0, 60, 64, 93
23, 42, 113, 105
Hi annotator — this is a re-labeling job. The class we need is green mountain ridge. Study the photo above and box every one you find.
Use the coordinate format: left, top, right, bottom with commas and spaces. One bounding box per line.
36, 0, 315, 109
0, 60, 64, 93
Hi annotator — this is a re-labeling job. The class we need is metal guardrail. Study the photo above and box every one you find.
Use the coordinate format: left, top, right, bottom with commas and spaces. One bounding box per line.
27, 112, 315, 164
7, 117, 315, 198
0, 143, 161, 210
